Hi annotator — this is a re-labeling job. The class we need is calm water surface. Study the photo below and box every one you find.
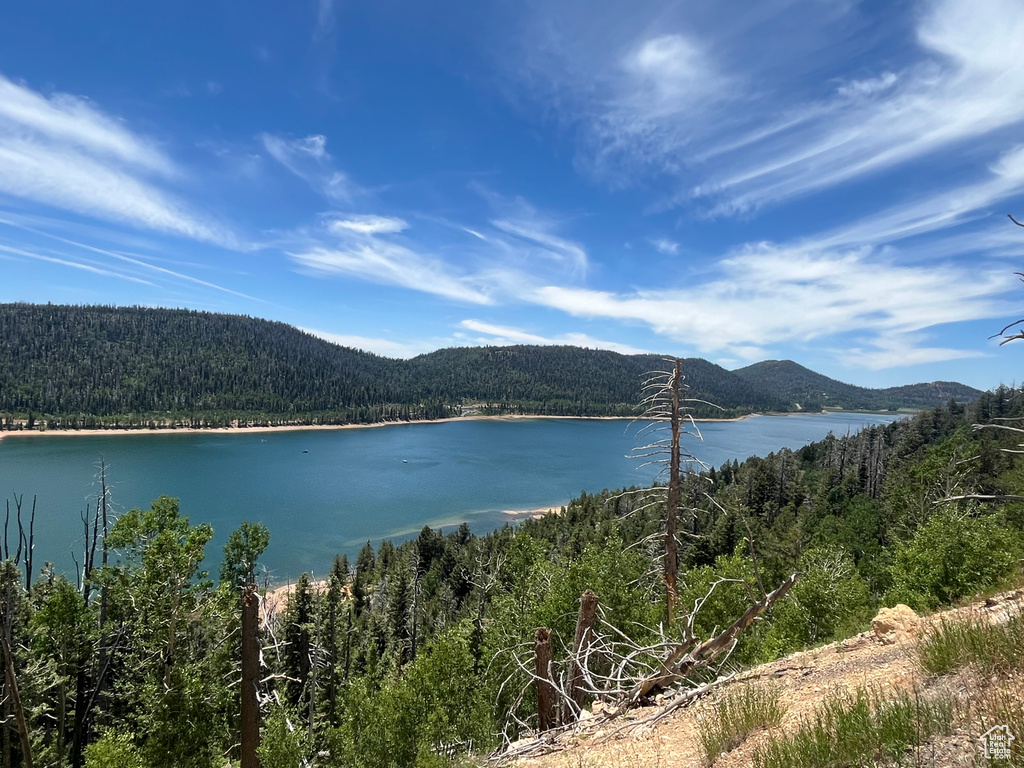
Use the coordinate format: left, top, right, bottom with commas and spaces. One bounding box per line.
0, 413, 900, 579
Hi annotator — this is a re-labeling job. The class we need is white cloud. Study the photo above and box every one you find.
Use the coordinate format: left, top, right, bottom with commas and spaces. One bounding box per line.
0, 75, 173, 174
287, 215, 492, 304
837, 72, 898, 99
807, 145, 1024, 250
650, 237, 679, 255
0, 74, 232, 244
0, 215, 265, 300
490, 218, 588, 273
529, 244, 1016, 367
0, 243, 155, 286
693, 0, 1024, 213
623, 35, 718, 112
301, 327, 434, 358
471, 185, 589, 274
314, 0, 335, 42
261, 133, 354, 201
460, 319, 649, 354
840, 334, 988, 370
509, 0, 1024, 214
0, 140, 230, 244
328, 215, 408, 235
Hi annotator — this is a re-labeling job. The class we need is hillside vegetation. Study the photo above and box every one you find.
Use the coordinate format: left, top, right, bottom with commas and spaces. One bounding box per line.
1, 381, 1021, 767
0, 303, 981, 429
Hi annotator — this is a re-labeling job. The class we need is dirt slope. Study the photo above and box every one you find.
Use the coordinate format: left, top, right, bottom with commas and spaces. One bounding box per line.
512, 590, 1024, 768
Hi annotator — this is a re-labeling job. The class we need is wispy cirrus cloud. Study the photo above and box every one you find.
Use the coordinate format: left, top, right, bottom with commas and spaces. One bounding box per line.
283, 192, 591, 305
471, 184, 589, 274
328, 215, 407, 236
261, 133, 355, 202
693, 0, 1024, 214
0, 75, 235, 245
508, 0, 1024, 215
0, 214, 265, 301
840, 334, 987, 371
801, 145, 1024, 251
650, 237, 679, 255
0, 243, 155, 286
531, 244, 1016, 367
460, 319, 649, 354
301, 327, 436, 358
287, 213, 493, 304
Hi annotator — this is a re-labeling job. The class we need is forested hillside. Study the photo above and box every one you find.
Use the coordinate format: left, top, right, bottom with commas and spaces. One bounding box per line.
0, 304, 981, 429
733, 359, 979, 411
1, 384, 1021, 767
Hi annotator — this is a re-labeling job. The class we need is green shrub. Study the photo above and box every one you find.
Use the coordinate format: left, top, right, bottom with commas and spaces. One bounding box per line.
333, 621, 493, 768
257, 706, 308, 768
885, 509, 1023, 610
84, 730, 146, 768
758, 545, 872, 661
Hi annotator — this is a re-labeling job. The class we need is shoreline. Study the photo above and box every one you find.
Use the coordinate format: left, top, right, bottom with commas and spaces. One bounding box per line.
0, 411, 768, 442
501, 505, 565, 520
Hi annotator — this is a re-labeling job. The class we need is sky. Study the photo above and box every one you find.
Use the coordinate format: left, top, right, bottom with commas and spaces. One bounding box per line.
1, 0, 1023, 391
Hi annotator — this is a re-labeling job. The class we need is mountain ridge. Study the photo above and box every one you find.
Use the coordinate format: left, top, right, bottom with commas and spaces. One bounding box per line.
0, 303, 983, 428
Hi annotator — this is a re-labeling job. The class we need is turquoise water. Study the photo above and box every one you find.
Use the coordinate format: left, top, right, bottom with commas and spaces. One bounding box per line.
0, 412, 899, 580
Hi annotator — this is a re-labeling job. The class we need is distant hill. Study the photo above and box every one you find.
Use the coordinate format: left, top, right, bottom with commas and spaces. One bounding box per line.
0, 304, 983, 429
733, 360, 981, 411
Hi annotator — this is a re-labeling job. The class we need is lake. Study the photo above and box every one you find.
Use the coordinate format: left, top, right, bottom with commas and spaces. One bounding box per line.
0, 412, 900, 581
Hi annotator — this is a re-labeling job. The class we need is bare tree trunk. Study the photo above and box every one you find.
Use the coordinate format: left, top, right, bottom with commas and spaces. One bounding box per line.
24, 497, 34, 593
410, 569, 420, 661
309, 591, 321, 741
343, 609, 352, 685
0, 607, 32, 768
241, 585, 261, 768
666, 359, 682, 625
534, 628, 556, 732
569, 590, 599, 713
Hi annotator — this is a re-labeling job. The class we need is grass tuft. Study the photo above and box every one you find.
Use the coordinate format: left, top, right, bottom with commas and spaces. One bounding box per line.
751, 685, 954, 768
698, 682, 785, 766
918, 612, 1024, 678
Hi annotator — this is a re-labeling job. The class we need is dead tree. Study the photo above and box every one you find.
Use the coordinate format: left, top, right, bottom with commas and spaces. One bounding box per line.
498, 572, 800, 761
533, 628, 556, 732
0, 604, 32, 768
241, 584, 261, 768
568, 590, 598, 713
631, 358, 720, 624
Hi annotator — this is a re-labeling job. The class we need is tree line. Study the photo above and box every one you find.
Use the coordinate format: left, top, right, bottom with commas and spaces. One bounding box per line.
0, 304, 980, 430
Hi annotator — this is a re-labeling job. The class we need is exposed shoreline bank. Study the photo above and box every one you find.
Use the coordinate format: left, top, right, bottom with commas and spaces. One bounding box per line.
0, 411, 772, 442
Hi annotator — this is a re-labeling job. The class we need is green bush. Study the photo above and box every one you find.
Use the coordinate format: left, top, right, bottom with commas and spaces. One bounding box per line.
885, 509, 1023, 610
758, 546, 872, 661
332, 621, 493, 768
257, 707, 308, 768
84, 730, 146, 768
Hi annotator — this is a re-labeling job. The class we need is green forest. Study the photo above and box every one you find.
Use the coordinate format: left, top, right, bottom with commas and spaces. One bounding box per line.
1, 382, 1022, 767
0, 304, 980, 429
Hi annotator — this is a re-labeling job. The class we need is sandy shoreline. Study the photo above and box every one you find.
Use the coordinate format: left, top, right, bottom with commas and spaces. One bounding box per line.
0, 412, 761, 442
501, 505, 565, 519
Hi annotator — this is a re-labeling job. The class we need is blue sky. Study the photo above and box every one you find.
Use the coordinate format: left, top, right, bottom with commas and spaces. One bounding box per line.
1, 0, 1023, 390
